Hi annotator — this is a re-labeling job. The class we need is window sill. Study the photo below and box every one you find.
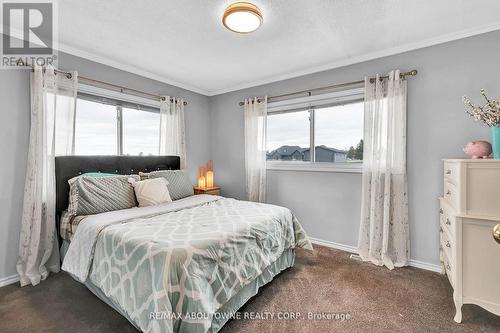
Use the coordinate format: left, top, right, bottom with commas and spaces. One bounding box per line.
266, 161, 363, 173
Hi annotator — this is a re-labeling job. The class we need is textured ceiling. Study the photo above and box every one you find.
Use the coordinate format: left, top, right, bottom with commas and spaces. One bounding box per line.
58, 0, 500, 95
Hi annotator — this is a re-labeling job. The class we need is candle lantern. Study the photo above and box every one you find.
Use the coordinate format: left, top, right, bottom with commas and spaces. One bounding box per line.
206, 160, 214, 188
198, 166, 206, 189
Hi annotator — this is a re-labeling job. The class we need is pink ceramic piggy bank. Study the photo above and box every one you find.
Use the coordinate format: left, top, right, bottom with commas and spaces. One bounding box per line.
463, 141, 492, 159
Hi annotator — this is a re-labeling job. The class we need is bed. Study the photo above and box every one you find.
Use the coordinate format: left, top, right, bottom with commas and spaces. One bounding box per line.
56, 156, 312, 333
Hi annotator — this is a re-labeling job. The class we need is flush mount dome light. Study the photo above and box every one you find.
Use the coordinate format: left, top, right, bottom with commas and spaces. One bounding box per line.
223, 2, 263, 33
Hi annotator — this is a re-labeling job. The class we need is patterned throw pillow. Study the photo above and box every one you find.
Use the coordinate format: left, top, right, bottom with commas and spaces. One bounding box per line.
67, 175, 139, 216
148, 170, 194, 200
60, 211, 88, 240
131, 178, 172, 207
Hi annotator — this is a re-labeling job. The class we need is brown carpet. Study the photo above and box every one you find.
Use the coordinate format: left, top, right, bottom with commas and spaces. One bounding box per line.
0, 245, 498, 332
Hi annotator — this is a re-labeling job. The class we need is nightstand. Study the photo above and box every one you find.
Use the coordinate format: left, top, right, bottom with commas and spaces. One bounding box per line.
193, 186, 221, 196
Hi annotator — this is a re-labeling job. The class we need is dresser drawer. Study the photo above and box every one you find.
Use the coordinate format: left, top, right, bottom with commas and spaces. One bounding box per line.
442, 250, 455, 288
439, 198, 456, 236
443, 161, 460, 185
443, 181, 459, 211
440, 224, 454, 261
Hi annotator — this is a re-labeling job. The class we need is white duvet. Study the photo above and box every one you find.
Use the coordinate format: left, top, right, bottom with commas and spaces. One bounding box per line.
62, 195, 219, 282
62, 195, 312, 332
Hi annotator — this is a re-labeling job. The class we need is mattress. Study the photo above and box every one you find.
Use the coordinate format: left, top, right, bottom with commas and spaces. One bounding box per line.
62, 195, 312, 333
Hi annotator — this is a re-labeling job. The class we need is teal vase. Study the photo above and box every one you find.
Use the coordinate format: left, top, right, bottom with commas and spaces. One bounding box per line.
492, 126, 500, 159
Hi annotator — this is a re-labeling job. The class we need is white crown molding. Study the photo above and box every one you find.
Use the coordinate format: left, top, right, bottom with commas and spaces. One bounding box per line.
309, 237, 442, 273
208, 22, 500, 96
57, 43, 211, 96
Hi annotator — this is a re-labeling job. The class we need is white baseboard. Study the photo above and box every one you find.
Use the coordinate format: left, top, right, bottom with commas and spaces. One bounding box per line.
0, 274, 19, 288
309, 237, 358, 254
0, 264, 60, 289
309, 237, 442, 273
408, 259, 442, 273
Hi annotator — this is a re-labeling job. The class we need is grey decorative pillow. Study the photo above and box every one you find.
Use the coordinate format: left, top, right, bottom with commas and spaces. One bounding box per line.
67, 175, 139, 216
148, 170, 193, 200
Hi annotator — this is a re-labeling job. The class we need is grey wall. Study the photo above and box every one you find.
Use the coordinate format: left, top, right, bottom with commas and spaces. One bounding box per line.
0, 71, 30, 281
0, 53, 211, 281
210, 30, 500, 267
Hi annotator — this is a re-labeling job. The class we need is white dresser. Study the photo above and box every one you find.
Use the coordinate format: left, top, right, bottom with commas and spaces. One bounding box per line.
439, 159, 500, 323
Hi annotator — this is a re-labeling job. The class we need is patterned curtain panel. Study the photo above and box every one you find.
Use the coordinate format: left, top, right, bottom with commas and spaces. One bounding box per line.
244, 97, 267, 202
17, 65, 78, 286
159, 96, 187, 169
357, 70, 410, 270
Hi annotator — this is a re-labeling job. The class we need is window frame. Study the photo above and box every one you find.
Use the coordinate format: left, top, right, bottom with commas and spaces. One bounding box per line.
266, 87, 364, 173
76, 83, 161, 156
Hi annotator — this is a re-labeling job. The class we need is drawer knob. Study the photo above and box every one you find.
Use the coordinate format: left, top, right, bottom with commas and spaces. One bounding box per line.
439, 208, 443, 214
446, 169, 451, 175
446, 241, 451, 248
493, 224, 500, 245
446, 218, 451, 225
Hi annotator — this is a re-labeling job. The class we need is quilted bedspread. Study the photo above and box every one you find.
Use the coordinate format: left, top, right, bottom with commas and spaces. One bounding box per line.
62, 195, 312, 332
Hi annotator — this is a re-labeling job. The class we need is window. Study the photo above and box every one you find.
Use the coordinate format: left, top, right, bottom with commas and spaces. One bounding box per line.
315, 103, 364, 163
75, 99, 118, 155
266, 88, 364, 172
74, 85, 161, 156
122, 107, 160, 156
267, 110, 310, 161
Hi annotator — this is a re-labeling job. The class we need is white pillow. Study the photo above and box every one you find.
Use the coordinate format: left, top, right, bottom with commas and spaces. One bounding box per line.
131, 177, 172, 207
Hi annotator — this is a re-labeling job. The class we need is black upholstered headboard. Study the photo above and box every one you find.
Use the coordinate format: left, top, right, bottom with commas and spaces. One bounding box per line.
55, 155, 180, 216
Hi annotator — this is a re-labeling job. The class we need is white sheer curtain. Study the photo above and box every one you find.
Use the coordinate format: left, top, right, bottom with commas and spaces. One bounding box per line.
17, 65, 78, 286
244, 97, 267, 202
159, 97, 186, 169
357, 70, 409, 270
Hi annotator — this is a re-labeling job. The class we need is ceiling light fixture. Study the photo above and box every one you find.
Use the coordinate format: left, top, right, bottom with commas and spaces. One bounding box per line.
222, 2, 263, 34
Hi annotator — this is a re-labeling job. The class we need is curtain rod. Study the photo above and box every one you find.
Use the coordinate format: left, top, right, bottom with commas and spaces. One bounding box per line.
78, 76, 188, 105
23, 63, 188, 106
238, 69, 418, 106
